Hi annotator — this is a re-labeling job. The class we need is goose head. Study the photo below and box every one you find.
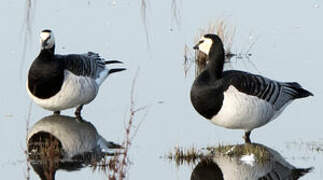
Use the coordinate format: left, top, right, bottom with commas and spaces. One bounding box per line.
40, 29, 55, 50
193, 34, 223, 56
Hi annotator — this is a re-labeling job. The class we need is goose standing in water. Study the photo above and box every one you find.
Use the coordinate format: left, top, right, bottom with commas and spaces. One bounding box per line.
190, 34, 313, 143
27, 29, 125, 119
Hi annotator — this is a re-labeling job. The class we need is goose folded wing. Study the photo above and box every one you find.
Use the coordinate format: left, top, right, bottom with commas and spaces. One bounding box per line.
60, 52, 106, 79
221, 71, 304, 111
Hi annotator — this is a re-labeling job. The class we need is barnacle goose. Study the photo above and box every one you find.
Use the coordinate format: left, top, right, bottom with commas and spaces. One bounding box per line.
27, 29, 126, 119
190, 34, 313, 143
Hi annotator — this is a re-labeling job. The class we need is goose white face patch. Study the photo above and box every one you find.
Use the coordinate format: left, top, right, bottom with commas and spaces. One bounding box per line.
197, 37, 213, 55
40, 31, 55, 49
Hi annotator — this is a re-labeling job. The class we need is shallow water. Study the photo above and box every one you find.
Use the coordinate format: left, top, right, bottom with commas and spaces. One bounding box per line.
1, 0, 322, 179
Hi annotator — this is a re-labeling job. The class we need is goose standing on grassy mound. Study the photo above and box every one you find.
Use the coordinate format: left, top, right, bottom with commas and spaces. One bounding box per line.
190, 34, 313, 143
27, 29, 126, 119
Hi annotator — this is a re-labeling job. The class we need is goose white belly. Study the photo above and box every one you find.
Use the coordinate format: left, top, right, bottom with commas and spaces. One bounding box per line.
211, 86, 277, 131
27, 70, 99, 111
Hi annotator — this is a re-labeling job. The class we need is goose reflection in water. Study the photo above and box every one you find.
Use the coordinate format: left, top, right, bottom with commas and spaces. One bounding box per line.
172, 143, 312, 180
27, 115, 122, 180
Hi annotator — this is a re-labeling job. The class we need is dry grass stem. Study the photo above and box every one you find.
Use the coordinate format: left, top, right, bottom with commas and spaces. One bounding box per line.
184, 19, 258, 77
193, 20, 236, 76
105, 69, 149, 180
20, 0, 35, 80
23, 0, 35, 174
141, 0, 151, 49
23, 1, 34, 178
215, 20, 236, 56
171, 0, 181, 29
183, 44, 194, 77
24, 101, 33, 180
183, 19, 237, 77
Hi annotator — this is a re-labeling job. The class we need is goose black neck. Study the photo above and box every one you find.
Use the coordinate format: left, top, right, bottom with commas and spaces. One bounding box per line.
207, 43, 225, 79
39, 46, 55, 59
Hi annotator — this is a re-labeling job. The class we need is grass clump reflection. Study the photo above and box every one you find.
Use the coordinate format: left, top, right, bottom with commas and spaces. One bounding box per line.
167, 146, 204, 166
167, 143, 313, 179
28, 132, 65, 180
167, 143, 271, 166
208, 143, 271, 165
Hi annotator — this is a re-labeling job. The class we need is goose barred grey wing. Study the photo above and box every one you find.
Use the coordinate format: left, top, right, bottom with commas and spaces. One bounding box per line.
222, 70, 313, 111
60, 52, 106, 80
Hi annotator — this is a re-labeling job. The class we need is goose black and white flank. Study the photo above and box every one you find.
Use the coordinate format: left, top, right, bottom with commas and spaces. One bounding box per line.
190, 34, 313, 143
27, 29, 126, 119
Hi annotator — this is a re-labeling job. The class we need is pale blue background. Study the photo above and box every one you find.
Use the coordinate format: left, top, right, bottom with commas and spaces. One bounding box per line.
0, 0, 322, 179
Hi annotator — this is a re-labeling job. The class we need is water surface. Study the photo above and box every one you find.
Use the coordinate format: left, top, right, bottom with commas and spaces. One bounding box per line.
0, 0, 322, 179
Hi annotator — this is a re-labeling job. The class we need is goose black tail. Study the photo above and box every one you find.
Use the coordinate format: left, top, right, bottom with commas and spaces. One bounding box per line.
291, 167, 313, 179
104, 60, 126, 74
285, 82, 313, 99
109, 68, 126, 74
104, 60, 123, 64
